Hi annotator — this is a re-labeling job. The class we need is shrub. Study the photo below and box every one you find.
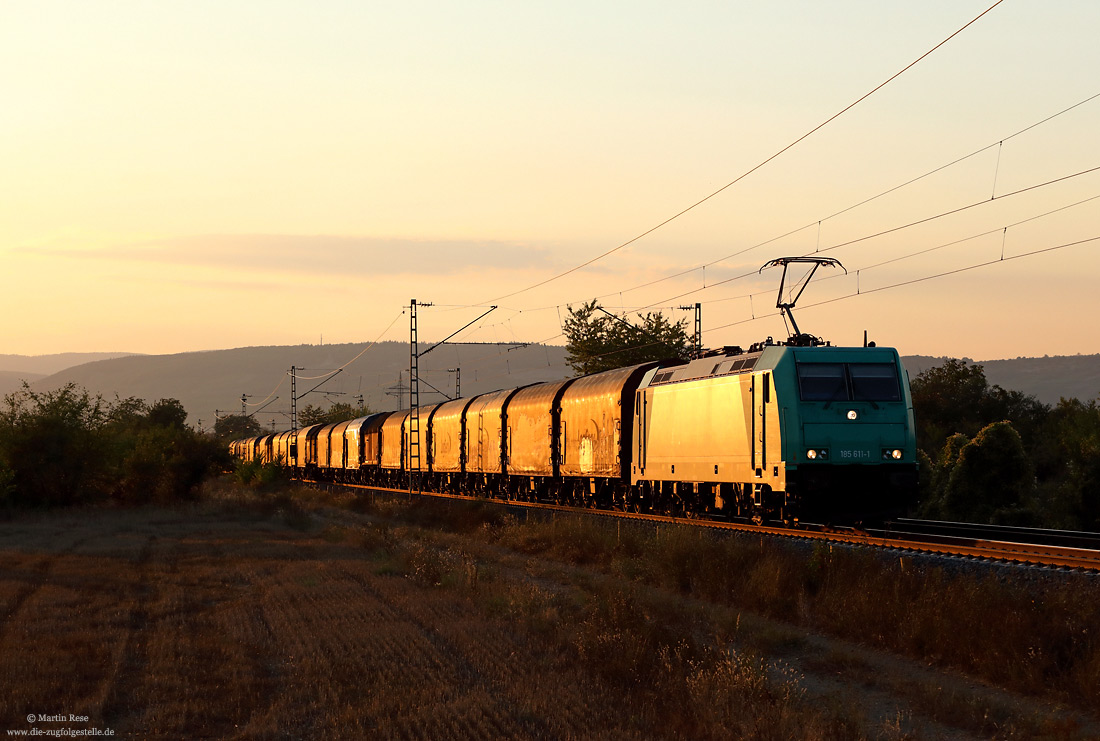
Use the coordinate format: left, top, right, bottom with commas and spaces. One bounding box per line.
233, 458, 289, 491
940, 421, 1033, 523
0, 383, 225, 507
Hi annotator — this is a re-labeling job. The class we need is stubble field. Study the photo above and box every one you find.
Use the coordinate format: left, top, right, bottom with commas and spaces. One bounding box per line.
0, 482, 1097, 739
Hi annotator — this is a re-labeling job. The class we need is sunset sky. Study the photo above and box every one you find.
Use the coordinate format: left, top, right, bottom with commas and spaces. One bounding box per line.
3, 1, 1099, 361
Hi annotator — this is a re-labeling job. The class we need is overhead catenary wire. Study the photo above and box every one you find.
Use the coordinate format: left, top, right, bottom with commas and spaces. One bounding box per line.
424, 176, 1097, 377
704, 235, 1100, 335
810, 235, 1100, 308
474, 0, 1007, 307
234, 312, 406, 424
819, 192, 1100, 279
636, 163, 1100, 311
576, 190, 1100, 350
293, 311, 405, 381
414, 186, 1099, 363
243, 375, 285, 409
518, 89, 1100, 316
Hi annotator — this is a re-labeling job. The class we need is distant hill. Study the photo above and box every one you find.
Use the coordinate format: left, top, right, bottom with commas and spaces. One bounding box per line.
0, 370, 46, 399
32, 342, 571, 430
0, 352, 138, 376
902, 355, 1100, 405
0, 353, 135, 400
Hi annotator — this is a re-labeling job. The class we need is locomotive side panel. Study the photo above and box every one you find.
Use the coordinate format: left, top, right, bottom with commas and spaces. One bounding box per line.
633, 374, 754, 484
753, 366, 787, 492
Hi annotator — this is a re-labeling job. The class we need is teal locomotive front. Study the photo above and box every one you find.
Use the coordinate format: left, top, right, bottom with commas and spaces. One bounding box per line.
771, 345, 918, 522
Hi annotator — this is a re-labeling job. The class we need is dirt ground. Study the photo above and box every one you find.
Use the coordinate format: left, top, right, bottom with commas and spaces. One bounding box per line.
0, 490, 1094, 739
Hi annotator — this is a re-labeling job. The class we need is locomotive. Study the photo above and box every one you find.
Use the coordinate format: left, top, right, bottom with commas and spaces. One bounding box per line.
231, 258, 918, 525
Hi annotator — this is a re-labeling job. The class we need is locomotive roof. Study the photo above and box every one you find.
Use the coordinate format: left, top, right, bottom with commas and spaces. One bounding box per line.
647, 350, 764, 387
645, 342, 901, 387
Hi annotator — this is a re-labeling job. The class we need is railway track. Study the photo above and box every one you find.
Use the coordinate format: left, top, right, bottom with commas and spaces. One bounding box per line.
882, 518, 1100, 550
303, 479, 1100, 572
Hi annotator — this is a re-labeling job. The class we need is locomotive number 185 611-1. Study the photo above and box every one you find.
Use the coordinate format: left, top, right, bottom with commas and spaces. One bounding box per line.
839, 450, 872, 459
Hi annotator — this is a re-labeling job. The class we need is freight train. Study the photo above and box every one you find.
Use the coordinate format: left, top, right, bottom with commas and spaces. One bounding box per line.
231, 337, 918, 525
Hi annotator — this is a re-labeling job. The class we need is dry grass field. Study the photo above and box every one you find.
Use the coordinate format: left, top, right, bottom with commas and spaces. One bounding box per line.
0, 482, 1097, 739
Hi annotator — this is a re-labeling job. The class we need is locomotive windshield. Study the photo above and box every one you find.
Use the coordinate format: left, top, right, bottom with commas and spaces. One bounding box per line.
797, 362, 901, 402
849, 363, 902, 401
796, 363, 846, 401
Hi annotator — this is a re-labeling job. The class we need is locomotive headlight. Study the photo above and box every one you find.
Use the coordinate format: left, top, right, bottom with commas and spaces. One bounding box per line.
882, 448, 903, 460
847, 410, 858, 420
806, 449, 817, 460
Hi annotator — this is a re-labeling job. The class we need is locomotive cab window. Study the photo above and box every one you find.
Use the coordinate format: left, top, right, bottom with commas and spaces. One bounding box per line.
797, 362, 901, 402
796, 363, 847, 401
850, 363, 901, 401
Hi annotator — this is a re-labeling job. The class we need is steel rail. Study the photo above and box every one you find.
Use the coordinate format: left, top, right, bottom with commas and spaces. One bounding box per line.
885, 518, 1100, 550
305, 479, 1100, 571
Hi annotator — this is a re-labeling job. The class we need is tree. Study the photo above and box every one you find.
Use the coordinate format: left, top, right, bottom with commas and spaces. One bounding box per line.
910, 359, 991, 456
911, 359, 1048, 460
918, 422, 1035, 524
562, 299, 691, 376
940, 421, 1034, 524
0, 383, 110, 506
147, 398, 189, 430
1043, 397, 1100, 529
298, 402, 370, 427
0, 385, 224, 507
214, 414, 262, 443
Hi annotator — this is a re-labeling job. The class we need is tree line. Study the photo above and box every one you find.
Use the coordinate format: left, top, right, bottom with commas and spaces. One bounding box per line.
0, 383, 227, 508
911, 359, 1100, 530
